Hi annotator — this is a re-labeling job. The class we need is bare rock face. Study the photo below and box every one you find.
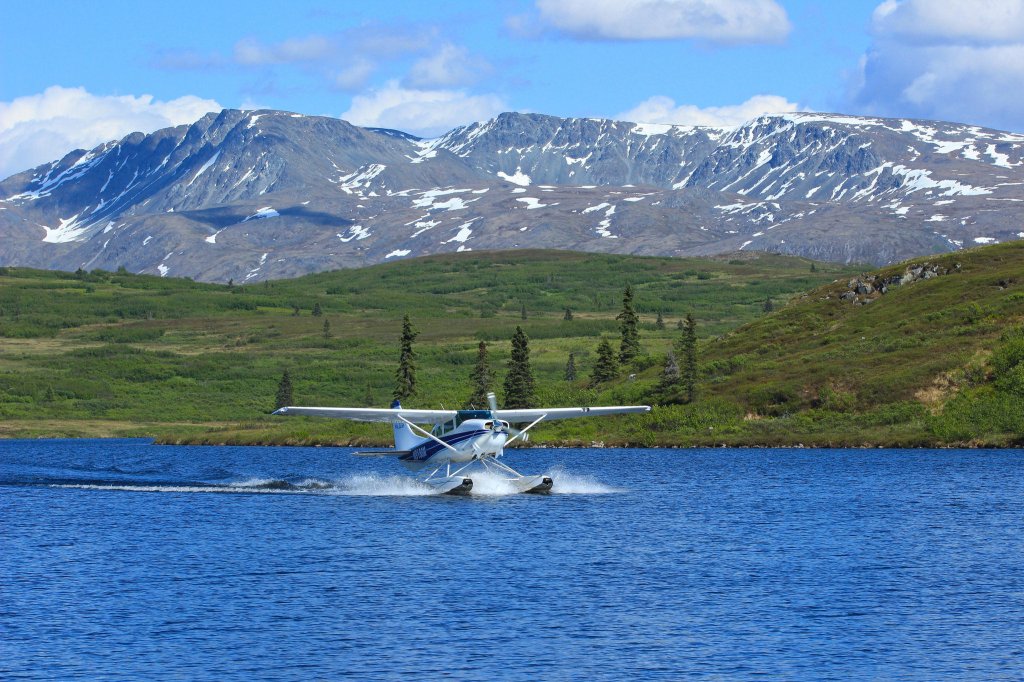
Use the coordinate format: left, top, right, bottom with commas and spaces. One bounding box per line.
836, 262, 960, 305
1, 109, 1022, 282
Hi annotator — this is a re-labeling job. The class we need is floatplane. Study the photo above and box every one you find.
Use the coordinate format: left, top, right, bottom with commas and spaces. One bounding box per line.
274, 392, 649, 494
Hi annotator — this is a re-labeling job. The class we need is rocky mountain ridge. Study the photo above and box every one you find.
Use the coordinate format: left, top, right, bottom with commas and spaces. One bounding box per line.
1, 108, 1022, 282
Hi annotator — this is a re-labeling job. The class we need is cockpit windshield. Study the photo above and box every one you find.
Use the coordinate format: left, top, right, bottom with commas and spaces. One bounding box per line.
431, 409, 495, 436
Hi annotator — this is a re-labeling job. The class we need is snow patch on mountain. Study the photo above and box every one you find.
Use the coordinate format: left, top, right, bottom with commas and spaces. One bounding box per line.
498, 169, 531, 186
243, 207, 279, 221
413, 188, 475, 211
442, 218, 480, 244
338, 225, 371, 242
42, 214, 94, 243
188, 151, 221, 186
516, 197, 552, 210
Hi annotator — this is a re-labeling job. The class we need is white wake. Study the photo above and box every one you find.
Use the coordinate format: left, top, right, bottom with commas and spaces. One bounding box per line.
50, 468, 621, 497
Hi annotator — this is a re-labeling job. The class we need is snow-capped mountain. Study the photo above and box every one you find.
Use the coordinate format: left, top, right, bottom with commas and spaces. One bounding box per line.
1, 108, 1022, 282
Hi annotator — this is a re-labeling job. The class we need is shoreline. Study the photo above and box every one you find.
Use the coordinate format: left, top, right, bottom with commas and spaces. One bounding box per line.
0, 419, 1018, 449
0, 433, 1017, 450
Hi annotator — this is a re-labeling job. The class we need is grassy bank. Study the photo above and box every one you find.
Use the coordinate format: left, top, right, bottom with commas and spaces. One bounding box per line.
2, 245, 1023, 447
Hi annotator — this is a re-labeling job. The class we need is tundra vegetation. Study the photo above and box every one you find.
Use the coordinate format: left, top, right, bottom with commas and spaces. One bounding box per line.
0, 245, 1021, 447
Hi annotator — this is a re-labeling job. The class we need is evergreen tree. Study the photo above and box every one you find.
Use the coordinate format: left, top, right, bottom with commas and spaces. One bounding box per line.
655, 310, 665, 330
466, 341, 494, 408
616, 285, 640, 363
312, 302, 323, 317
658, 350, 680, 392
591, 338, 620, 384
520, 302, 528, 320
563, 307, 574, 321
227, 278, 234, 289
564, 352, 577, 381
393, 314, 418, 401
810, 262, 817, 272
763, 296, 774, 313
275, 370, 294, 410
503, 326, 536, 408
677, 314, 698, 403
676, 319, 684, 331
322, 318, 331, 339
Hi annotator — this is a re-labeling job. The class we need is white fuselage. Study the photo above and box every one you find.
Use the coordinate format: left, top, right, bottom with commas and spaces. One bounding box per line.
399, 418, 510, 470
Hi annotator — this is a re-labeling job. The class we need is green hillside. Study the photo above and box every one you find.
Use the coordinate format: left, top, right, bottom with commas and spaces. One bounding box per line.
0, 250, 851, 441
670, 240, 1024, 446
1, 244, 1022, 447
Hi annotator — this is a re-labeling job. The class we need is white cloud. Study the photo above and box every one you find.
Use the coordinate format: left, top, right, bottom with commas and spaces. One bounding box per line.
333, 58, 377, 90
532, 0, 791, 44
0, 86, 220, 180
342, 80, 506, 137
233, 35, 335, 66
617, 94, 805, 128
872, 0, 1024, 45
405, 44, 489, 88
851, 0, 1024, 131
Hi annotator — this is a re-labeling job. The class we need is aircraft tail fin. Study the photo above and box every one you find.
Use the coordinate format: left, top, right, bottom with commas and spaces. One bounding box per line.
390, 400, 420, 450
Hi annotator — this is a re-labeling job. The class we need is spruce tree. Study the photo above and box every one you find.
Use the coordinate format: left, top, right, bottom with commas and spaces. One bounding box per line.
312, 302, 323, 317
467, 341, 494, 408
503, 326, 536, 408
394, 314, 418, 401
322, 318, 331, 339
275, 370, 294, 410
563, 307, 573, 321
678, 314, 698, 403
658, 351, 680, 392
520, 303, 528, 320
591, 338, 620, 384
655, 310, 665, 330
763, 296, 774, 313
564, 352, 577, 381
616, 285, 640, 364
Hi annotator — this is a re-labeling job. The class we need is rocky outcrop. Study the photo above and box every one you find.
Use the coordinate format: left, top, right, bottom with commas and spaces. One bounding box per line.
832, 261, 961, 305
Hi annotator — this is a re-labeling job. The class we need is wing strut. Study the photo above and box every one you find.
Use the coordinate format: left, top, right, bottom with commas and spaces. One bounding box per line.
397, 415, 459, 454
504, 414, 546, 448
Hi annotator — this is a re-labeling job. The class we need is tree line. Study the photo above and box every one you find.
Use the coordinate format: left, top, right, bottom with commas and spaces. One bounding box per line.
275, 287, 699, 411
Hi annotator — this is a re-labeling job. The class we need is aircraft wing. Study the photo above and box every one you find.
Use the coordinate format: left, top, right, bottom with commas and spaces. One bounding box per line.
493, 405, 650, 422
273, 406, 457, 424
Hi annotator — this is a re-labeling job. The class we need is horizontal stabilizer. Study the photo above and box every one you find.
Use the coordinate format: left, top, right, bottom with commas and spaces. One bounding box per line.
351, 449, 412, 457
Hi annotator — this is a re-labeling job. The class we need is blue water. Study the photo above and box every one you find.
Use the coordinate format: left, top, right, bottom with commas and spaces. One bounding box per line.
2, 440, 1024, 680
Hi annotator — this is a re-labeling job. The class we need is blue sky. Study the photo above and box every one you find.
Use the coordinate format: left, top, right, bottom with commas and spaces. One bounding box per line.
2, 0, 1023, 177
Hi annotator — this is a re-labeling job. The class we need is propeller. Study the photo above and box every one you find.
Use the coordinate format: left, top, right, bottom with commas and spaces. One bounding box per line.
487, 391, 527, 443
487, 392, 546, 451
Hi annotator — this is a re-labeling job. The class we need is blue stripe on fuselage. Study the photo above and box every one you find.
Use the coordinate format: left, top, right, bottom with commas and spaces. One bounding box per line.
399, 429, 486, 462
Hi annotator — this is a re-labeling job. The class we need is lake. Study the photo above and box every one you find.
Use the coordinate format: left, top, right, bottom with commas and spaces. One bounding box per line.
2, 439, 1023, 680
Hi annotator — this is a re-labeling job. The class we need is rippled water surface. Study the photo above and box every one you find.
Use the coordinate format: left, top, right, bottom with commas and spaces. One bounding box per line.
3, 439, 1024, 680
